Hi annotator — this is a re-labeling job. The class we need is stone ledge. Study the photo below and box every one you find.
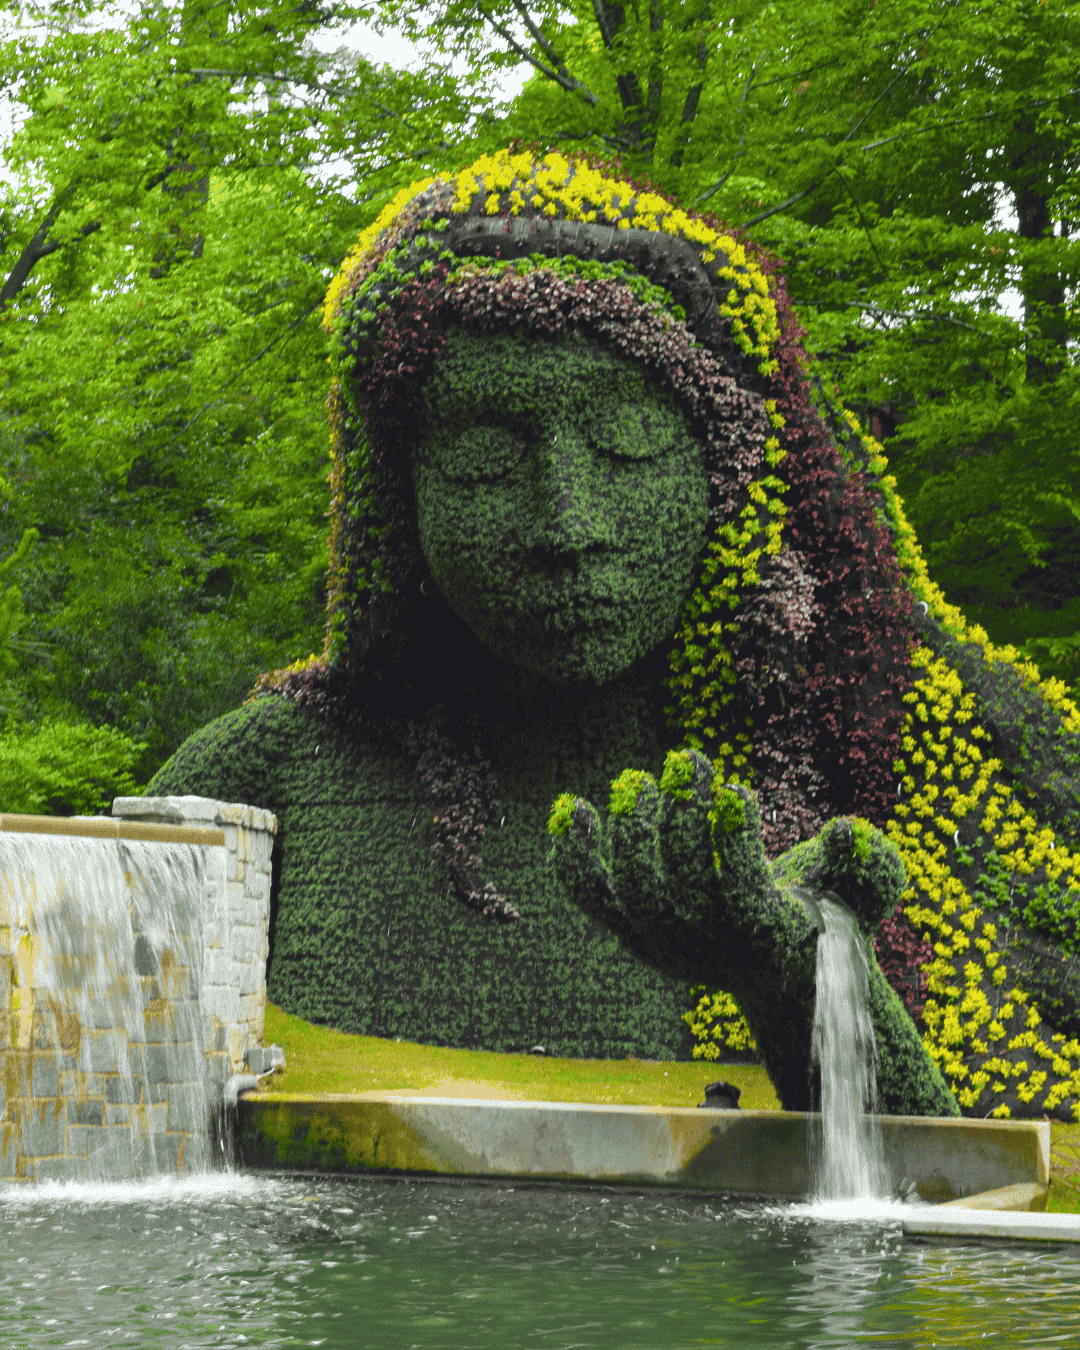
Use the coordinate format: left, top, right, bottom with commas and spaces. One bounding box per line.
940, 1181, 1048, 1212
113, 795, 277, 836
903, 1206, 1080, 1242
235, 1096, 1050, 1201
0, 814, 224, 846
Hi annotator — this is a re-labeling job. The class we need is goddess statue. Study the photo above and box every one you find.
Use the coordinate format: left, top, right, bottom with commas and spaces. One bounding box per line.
150, 152, 1080, 1119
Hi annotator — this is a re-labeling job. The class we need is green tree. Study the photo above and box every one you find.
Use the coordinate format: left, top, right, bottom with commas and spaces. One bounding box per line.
0, 525, 39, 686
0, 0, 484, 776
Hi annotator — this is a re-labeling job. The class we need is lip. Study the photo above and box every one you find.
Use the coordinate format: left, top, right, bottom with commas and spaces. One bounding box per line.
513, 596, 626, 626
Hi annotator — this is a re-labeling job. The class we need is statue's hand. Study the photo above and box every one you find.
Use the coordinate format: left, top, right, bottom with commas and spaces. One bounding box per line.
777, 815, 907, 935
547, 752, 925, 1115
548, 748, 906, 987
547, 749, 780, 985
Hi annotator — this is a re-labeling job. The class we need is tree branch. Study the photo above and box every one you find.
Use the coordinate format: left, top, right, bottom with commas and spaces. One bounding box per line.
180, 297, 321, 434
590, 0, 643, 120
506, 0, 568, 72
697, 59, 759, 203
473, 3, 602, 105
833, 169, 887, 274
741, 0, 964, 228
0, 197, 102, 315
670, 4, 711, 169
861, 90, 1080, 152
839, 299, 982, 333
591, 0, 619, 50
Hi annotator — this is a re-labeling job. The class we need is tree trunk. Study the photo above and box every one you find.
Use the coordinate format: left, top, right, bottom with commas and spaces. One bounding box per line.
1011, 119, 1067, 385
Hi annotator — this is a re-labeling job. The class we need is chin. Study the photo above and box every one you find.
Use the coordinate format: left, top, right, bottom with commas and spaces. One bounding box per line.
461, 600, 674, 686
505, 634, 646, 687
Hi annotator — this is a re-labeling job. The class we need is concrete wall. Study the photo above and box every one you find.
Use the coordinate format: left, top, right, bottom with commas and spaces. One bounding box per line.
113, 796, 275, 1083
236, 1094, 1050, 1203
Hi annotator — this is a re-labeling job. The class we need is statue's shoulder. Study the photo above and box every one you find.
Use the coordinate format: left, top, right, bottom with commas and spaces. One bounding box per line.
147, 696, 421, 810
147, 697, 306, 802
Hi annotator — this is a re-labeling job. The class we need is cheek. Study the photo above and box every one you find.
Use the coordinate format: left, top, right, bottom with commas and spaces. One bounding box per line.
616, 460, 709, 567
414, 468, 517, 573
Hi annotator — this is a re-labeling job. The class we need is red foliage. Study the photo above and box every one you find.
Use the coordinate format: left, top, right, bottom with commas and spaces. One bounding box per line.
873, 904, 932, 1020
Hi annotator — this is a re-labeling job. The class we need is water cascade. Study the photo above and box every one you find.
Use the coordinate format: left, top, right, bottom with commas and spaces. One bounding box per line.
810, 893, 889, 1202
3, 833, 212, 1180
1, 798, 275, 1183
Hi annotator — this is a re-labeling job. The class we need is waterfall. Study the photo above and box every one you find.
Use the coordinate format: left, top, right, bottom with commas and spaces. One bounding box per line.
1, 833, 211, 1180
810, 893, 889, 1201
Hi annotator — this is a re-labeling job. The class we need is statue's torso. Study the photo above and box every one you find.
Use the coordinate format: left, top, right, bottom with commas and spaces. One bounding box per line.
151, 687, 694, 1058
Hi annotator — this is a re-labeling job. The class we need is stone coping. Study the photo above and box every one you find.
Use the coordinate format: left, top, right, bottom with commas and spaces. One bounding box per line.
235, 1094, 1050, 1203
940, 1182, 1048, 1211
113, 795, 277, 836
0, 812, 225, 847
903, 1207, 1080, 1242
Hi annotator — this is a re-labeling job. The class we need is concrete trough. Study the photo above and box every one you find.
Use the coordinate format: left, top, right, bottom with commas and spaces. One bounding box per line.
236, 1093, 1049, 1204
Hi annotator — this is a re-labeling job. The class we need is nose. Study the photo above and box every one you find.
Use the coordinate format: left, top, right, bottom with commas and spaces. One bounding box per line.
528, 429, 613, 562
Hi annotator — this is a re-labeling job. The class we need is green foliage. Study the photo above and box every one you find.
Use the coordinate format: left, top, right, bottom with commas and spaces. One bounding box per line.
0, 0, 492, 774
150, 689, 696, 1061
547, 792, 577, 837
608, 769, 655, 817
658, 749, 694, 802
0, 717, 145, 816
974, 847, 1080, 963
709, 784, 746, 838
850, 818, 874, 863
0, 526, 39, 681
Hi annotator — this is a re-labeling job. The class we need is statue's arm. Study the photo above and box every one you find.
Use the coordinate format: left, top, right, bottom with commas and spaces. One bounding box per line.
548, 748, 959, 1114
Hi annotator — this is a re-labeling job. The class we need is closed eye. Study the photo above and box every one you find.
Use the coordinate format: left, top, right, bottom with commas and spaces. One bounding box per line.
589, 408, 678, 461
426, 426, 530, 482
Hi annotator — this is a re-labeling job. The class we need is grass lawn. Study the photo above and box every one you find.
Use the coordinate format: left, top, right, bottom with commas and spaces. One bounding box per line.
1049, 1123, 1080, 1212
262, 1003, 780, 1109
261, 1003, 1080, 1212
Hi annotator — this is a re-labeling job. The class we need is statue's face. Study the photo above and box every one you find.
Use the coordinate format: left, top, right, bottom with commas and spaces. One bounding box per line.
411, 329, 709, 684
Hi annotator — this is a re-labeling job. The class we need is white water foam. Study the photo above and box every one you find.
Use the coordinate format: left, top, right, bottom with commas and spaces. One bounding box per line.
810, 894, 890, 1202
0, 1172, 280, 1208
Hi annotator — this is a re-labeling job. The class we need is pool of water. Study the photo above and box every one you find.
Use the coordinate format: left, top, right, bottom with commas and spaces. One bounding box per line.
1, 1173, 1077, 1349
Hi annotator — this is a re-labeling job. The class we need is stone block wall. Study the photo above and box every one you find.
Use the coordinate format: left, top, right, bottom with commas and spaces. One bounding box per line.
112, 796, 276, 1090
0, 798, 276, 1182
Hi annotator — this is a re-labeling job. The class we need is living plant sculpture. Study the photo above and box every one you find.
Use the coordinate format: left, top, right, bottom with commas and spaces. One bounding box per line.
150, 151, 1080, 1120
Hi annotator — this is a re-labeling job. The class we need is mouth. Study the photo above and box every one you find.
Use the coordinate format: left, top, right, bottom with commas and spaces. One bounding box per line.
512, 593, 625, 633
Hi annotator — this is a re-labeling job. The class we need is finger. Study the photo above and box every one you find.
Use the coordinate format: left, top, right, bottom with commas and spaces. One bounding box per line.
815, 816, 906, 931
709, 780, 771, 915
656, 749, 719, 926
607, 770, 668, 929
547, 794, 623, 930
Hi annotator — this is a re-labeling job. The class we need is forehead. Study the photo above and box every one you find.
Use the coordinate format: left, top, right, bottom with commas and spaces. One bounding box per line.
423, 329, 666, 413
